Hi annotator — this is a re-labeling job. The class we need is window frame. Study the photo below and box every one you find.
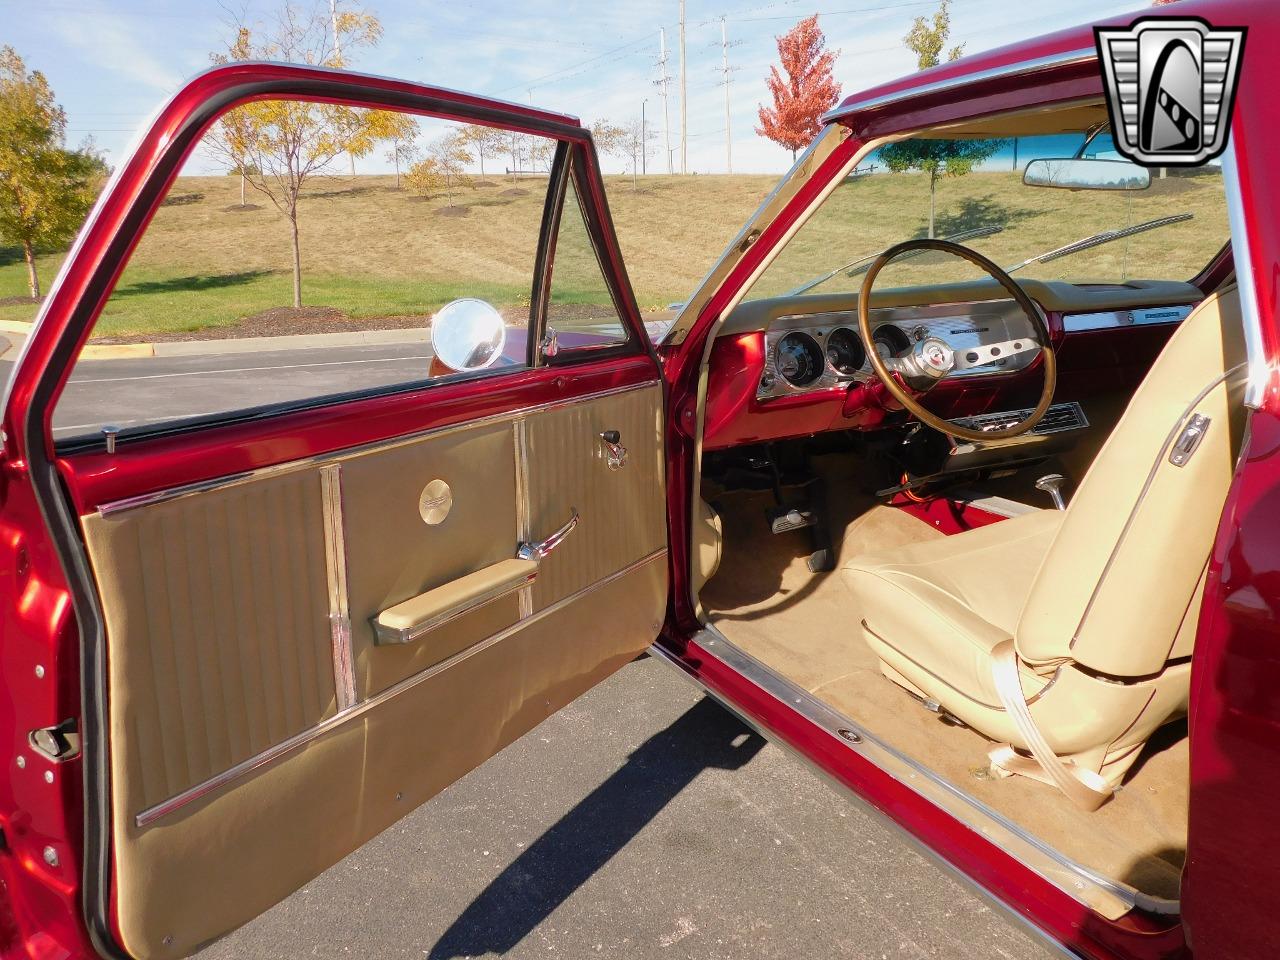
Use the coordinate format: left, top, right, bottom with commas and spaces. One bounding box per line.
46, 86, 648, 454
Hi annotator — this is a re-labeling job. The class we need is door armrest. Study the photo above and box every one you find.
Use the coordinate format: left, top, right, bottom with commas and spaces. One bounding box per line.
373, 558, 538, 645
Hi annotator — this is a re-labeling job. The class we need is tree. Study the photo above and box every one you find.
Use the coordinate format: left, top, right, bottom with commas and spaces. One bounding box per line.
378, 112, 420, 188
589, 119, 627, 166
756, 14, 841, 161
460, 124, 504, 178
405, 132, 474, 207
620, 118, 656, 188
206, 5, 390, 309
879, 0, 999, 238
903, 0, 964, 70
0, 46, 105, 298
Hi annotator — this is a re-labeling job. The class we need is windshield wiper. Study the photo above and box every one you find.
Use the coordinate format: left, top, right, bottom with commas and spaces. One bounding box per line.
785, 224, 1005, 296
1004, 213, 1194, 274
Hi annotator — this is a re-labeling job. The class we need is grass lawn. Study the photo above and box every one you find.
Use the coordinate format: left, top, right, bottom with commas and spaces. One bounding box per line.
0, 167, 1229, 339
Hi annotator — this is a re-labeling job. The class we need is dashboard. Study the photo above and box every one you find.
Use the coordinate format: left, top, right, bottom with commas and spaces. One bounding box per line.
702, 277, 1207, 452
758, 299, 1042, 400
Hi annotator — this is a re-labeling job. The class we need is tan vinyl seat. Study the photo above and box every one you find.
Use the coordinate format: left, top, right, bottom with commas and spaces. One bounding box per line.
842, 286, 1246, 798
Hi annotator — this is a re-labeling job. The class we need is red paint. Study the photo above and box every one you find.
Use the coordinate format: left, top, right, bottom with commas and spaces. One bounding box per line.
890, 494, 1009, 534
61, 355, 657, 513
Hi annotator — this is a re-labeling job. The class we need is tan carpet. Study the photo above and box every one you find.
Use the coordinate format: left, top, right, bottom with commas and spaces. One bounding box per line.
701, 478, 1188, 901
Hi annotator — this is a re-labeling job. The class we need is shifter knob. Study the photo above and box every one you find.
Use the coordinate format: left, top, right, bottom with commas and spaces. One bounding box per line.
1035, 473, 1067, 511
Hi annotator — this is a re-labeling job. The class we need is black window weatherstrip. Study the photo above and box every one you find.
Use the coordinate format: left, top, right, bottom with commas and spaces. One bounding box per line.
16, 74, 593, 960
530, 141, 573, 367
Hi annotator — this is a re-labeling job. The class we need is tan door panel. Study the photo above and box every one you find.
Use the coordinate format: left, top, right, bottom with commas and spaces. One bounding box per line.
338, 421, 521, 696
82, 470, 336, 813
81, 380, 668, 959
525, 384, 667, 611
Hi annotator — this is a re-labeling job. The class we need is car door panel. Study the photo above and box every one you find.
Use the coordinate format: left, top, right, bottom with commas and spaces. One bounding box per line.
0, 64, 667, 960
78, 380, 665, 959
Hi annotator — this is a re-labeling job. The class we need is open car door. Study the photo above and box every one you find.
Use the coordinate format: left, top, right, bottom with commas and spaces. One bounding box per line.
0, 64, 667, 959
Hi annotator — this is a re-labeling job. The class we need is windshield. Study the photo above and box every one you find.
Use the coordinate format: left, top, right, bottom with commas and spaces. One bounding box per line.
745, 130, 1228, 300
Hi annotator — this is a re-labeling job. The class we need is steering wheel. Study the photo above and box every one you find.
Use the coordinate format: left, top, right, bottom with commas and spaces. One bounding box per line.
858, 239, 1056, 443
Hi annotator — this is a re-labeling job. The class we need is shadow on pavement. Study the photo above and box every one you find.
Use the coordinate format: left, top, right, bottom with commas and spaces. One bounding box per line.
427, 697, 765, 959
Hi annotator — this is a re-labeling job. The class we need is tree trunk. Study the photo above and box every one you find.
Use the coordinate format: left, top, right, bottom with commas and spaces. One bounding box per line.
289, 214, 302, 309
478, 150, 485, 178
240, 172, 247, 207
22, 240, 40, 300
928, 169, 937, 239
349, 152, 356, 176
791, 148, 797, 161
394, 154, 401, 190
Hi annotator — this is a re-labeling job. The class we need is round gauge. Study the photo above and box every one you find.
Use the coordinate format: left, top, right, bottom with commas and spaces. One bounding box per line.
775, 332, 825, 387
872, 324, 912, 361
825, 327, 866, 376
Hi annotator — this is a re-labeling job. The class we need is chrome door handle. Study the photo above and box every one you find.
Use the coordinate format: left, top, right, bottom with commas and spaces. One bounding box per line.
517, 509, 579, 561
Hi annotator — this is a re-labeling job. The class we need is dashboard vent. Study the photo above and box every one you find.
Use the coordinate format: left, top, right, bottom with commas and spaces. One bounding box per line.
951, 401, 1089, 437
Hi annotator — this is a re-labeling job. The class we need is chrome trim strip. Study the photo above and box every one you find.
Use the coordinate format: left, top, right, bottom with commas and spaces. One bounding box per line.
134, 547, 668, 828
1071, 362, 1248, 648
96, 381, 660, 518
371, 566, 538, 646
680, 628, 1169, 919
822, 47, 1096, 122
948, 491, 1040, 518
513, 419, 534, 619
1222, 143, 1268, 409
320, 465, 356, 711
1062, 304, 1195, 333
648, 639, 1082, 959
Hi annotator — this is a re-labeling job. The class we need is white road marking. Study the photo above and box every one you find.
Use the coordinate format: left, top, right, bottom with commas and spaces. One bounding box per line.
69, 353, 434, 384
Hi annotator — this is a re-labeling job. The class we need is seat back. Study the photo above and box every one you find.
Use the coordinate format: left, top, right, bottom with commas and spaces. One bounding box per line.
1016, 287, 1247, 677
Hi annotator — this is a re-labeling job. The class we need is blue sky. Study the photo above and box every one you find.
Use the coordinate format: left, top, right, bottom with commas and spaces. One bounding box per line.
2, 0, 1144, 175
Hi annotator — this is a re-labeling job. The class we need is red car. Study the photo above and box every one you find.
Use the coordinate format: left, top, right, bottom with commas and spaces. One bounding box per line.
0, 0, 1274, 956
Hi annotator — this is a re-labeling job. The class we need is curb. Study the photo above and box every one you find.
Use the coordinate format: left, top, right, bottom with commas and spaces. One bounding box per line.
0, 321, 431, 361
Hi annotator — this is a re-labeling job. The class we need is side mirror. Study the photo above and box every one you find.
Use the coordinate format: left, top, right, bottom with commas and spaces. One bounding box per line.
1023, 158, 1151, 191
429, 298, 507, 372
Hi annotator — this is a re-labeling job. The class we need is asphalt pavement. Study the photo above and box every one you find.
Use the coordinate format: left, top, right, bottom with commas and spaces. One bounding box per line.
0, 341, 437, 440
194, 656, 1059, 960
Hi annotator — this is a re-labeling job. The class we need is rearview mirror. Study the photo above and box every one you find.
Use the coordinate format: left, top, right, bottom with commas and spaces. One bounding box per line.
430, 298, 507, 372
1023, 158, 1151, 191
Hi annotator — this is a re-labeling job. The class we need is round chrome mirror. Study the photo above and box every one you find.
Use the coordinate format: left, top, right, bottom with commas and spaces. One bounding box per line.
430, 298, 507, 372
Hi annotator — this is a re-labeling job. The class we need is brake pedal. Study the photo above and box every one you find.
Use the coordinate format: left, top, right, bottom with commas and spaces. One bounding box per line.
768, 506, 816, 535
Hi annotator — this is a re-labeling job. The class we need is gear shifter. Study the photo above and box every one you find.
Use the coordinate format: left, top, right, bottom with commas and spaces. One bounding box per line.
1035, 473, 1067, 511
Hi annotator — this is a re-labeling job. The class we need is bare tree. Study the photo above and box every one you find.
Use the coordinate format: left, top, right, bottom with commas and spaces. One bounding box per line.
206, 4, 388, 308
460, 124, 504, 178
620, 118, 657, 187
381, 113, 420, 188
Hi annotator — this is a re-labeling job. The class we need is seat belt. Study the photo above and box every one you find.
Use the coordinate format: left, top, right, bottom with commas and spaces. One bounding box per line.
987, 639, 1113, 811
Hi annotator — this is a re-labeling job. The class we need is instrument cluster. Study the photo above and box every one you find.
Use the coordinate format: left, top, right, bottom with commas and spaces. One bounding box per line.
756, 300, 1042, 400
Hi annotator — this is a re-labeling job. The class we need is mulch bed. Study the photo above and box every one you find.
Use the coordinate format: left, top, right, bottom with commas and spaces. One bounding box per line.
222, 203, 264, 212
499, 188, 529, 197
434, 206, 470, 218
0, 295, 41, 307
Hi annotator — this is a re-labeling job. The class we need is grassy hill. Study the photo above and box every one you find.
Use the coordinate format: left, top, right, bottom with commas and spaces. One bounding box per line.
0, 168, 1228, 340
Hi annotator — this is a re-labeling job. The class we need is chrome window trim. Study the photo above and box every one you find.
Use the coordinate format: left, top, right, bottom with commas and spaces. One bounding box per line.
1222, 142, 1268, 410
821, 47, 1097, 123
1062, 304, 1195, 333
93, 380, 660, 518
134, 547, 668, 828
664, 627, 1177, 921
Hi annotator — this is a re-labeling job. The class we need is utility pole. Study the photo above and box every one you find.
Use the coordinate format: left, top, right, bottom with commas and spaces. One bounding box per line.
679, 0, 687, 174
641, 100, 647, 176
655, 28, 673, 174
718, 16, 735, 174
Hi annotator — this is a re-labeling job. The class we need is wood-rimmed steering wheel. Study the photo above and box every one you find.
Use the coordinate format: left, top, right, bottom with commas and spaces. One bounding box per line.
857, 238, 1057, 443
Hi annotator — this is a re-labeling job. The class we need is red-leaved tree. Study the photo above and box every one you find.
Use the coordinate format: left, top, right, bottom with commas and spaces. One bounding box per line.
756, 14, 841, 161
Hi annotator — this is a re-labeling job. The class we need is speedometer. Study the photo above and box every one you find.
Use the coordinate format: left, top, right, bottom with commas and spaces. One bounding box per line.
825, 327, 866, 375
775, 332, 825, 387
872, 324, 912, 361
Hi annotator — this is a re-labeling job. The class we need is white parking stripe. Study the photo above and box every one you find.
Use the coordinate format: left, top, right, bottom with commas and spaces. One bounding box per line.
69, 353, 434, 385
